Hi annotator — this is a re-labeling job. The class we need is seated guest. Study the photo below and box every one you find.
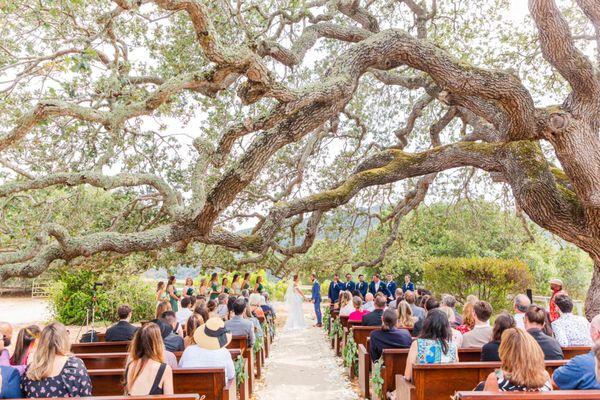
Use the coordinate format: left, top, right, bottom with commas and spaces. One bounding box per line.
178, 317, 236, 384
388, 288, 404, 309
339, 291, 354, 317
553, 314, 600, 390
249, 293, 266, 319
397, 301, 417, 330
483, 328, 552, 391
441, 294, 463, 326
404, 291, 425, 321
216, 293, 229, 320
194, 303, 210, 323
524, 305, 564, 360
513, 294, 531, 330
362, 293, 375, 312
225, 298, 255, 347
552, 294, 592, 347
184, 314, 204, 348
404, 309, 458, 382
0, 364, 21, 398
261, 292, 276, 318
10, 325, 40, 368
149, 320, 178, 368
161, 310, 184, 338
457, 302, 475, 334
362, 294, 387, 326
176, 297, 194, 326
125, 323, 174, 395
412, 297, 440, 337
439, 306, 463, 347
481, 313, 516, 362
226, 296, 237, 320
349, 297, 369, 322
207, 300, 218, 318
21, 322, 92, 398
155, 300, 172, 320
246, 304, 264, 339
155, 315, 184, 352
0, 322, 19, 373
461, 301, 493, 348
370, 309, 412, 362
105, 305, 138, 342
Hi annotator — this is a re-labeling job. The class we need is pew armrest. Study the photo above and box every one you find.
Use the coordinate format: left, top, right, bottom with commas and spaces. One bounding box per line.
225, 378, 237, 400
358, 344, 371, 398
395, 376, 415, 400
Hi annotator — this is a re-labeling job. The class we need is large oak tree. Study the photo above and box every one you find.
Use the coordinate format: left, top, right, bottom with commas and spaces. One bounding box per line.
1, 0, 600, 316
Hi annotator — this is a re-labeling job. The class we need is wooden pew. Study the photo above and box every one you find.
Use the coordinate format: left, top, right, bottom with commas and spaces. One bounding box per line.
226, 336, 255, 396
35, 396, 199, 400
354, 326, 382, 398
72, 341, 129, 353
455, 391, 600, 399
78, 350, 249, 400
89, 368, 236, 400
382, 346, 590, 396
394, 360, 567, 400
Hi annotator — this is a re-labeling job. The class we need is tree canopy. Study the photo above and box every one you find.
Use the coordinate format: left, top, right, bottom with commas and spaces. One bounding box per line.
1, 0, 600, 316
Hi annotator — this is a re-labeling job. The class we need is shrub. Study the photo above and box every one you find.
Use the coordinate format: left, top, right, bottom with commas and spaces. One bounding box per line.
422, 257, 531, 312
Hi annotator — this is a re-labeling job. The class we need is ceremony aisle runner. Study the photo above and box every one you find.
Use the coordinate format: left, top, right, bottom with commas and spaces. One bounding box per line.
255, 303, 359, 400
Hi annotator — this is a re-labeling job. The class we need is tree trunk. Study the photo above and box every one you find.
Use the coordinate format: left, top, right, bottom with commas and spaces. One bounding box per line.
585, 258, 600, 320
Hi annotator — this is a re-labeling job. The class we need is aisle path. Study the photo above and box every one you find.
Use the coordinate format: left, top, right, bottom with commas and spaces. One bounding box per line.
255, 302, 359, 400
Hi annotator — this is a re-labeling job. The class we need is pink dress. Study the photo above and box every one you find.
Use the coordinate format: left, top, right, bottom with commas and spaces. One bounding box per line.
349, 309, 369, 322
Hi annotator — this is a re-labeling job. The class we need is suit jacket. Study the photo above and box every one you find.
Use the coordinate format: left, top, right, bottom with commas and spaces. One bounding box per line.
362, 308, 384, 326
368, 281, 390, 297
344, 281, 356, 293
384, 281, 397, 298
0, 365, 22, 399
105, 320, 138, 342
369, 328, 412, 362
312, 281, 322, 302
225, 315, 255, 347
328, 280, 342, 303
356, 281, 368, 298
528, 328, 564, 360
401, 282, 415, 293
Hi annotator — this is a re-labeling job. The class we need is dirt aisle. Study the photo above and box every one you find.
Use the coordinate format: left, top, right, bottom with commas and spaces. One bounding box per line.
255, 302, 358, 400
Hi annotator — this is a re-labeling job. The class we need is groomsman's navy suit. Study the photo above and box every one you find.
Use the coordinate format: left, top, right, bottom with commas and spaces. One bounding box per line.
312, 280, 322, 324
356, 281, 368, 298
344, 280, 356, 293
328, 280, 343, 303
369, 280, 391, 298
385, 280, 397, 298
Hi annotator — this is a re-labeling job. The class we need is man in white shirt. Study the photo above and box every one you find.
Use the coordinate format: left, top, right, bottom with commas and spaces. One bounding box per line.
179, 317, 236, 384
462, 301, 493, 348
363, 293, 375, 312
176, 296, 193, 325
552, 294, 592, 347
513, 294, 530, 330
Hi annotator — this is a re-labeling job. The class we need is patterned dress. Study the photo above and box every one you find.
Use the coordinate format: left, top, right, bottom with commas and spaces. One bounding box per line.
495, 369, 552, 392
21, 357, 92, 398
416, 338, 458, 364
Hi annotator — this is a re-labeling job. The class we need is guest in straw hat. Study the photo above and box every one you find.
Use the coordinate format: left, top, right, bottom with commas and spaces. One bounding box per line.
178, 317, 235, 384
549, 278, 567, 322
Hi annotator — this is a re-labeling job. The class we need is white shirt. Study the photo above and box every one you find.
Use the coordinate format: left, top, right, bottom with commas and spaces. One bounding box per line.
176, 308, 193, 325
340, 303, 355, 317
178, 345, 235, 383
363, 301, 375, 312
552, 313, 593, 347
514, 313, 525, 330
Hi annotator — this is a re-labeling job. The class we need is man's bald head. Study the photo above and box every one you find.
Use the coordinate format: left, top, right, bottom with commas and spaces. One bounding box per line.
590, 315, 600, 343
365, 293, 374, 302
514, 294, 531, 314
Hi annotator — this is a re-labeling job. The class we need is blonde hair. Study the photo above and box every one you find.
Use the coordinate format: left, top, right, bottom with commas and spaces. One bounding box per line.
26, 322, 71, 381
397, 301, 416, 328
499, 328, 549, 389
461, 302, 476, 329
339, 291, 352, 309
466, 295, 479, 305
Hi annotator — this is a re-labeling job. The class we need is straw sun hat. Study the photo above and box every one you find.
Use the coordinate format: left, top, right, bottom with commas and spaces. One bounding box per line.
193, 317, 232, 350
549, 278, 564, 287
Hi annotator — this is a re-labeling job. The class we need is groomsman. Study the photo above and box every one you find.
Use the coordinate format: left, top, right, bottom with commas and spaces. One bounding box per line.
369, 274, 391, 298
328, 273, 343, 303
384, 273, 397, 301
356, 274, 368, 298
344, 273, 356, 293
402, 274, 415, 293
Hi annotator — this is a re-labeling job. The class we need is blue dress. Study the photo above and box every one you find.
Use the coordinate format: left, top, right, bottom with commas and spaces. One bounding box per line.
416, 338, 458, 364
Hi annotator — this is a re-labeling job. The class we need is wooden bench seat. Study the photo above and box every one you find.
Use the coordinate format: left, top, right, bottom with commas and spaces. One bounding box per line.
26, 396, 200, 400
395, 360, 567, 400
89, 368, 235, 400
455, 391, 600, 399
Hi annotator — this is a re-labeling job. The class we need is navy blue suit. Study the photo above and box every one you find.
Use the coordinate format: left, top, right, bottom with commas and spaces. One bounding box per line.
402, 281, 415, 293
369, 281, 391, 298
344, 280, 356, 293
385, 281, 397, 298
356, 281, 368, 298
328, 280, 343, 303
312, 280, 322, 324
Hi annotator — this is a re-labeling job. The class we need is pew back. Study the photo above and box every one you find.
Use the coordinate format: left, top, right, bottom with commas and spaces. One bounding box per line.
455, 391, 600, 399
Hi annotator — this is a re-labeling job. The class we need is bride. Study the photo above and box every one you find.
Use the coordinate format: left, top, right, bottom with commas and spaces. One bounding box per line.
284, 274, 307, 330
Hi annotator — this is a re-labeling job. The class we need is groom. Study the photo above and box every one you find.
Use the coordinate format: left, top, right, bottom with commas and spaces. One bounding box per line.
310, 273, 322, 327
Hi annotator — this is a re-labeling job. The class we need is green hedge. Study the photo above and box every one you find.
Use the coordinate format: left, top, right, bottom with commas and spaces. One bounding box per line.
423, 257, 532, 311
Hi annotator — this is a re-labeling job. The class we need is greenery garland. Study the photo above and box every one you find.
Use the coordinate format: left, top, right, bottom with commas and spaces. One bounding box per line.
253, 332, 264, 354
342, 328, 358, 375
234, 355, 248, 389
371, 359, 384, 399
328, 316, 343, 340
322, 306, 331, 332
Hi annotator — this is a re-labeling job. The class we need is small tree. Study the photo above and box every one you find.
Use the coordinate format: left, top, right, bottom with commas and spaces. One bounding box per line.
423, 257, 531, 311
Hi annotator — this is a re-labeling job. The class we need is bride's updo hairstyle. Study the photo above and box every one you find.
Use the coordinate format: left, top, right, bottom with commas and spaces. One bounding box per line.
293, 274, 299, 282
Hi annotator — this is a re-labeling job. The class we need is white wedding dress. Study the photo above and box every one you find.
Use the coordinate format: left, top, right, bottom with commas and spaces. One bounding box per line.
284, 281, 307, 331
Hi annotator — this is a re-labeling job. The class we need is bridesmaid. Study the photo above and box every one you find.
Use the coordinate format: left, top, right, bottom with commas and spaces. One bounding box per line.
209, 273, 220, 301
156, 282, 167, 307
254, 276, 264, 294
221, 277, 231, 294
166, 275, 180, 312
231, 274, 241, 295
198, 278, 208, 297
183, 277, 195, 297
241, 273, 251, 292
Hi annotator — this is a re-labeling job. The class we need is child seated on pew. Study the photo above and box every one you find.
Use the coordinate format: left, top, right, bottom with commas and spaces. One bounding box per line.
125, 323, 174, 396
